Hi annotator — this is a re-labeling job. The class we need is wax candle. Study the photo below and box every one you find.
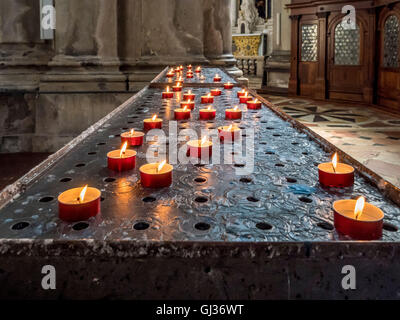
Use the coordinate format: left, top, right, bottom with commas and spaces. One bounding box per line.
213, 74, 222, 82
179, 65, 184, 71
107, 142, 136, 171
121, 129, 145, 147
199, 106, 216, 120
237, 89, 247, 98
174, 106, 191, 120
224, 82, 234, 89
225, 106, 242, 120
246, 98, 262, 110
195, 66, 202, 73
162, 86, 174, 99
218, 125, 241, 142
183, 90, 195, 101
187, 64, 192, 70
201, 93, 214, 104
186, 72, 193, 79
187, 136, 213, 158
166, 69, 175, 78
173, 84, 182, 92
333, 196, 384, 240
180, 99, 195, 110
211, 88, 222, 96
58, 185, 101, 222
144, 115, 163, 131
140, 160, 173, 188
318, 153, 354, 187
239, 92, 252, 104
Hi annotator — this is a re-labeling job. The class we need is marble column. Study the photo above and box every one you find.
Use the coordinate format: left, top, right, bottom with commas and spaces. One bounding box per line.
262, 0, 291, 93
43, 0, 124, 92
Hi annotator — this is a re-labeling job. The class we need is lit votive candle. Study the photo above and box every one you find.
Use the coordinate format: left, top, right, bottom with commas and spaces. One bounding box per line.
195, 66, 202, 73
180, 99, 195, 110
107, 142, 136, 171
333, 196, 384, 240
201, 93, 214, 104
218, 125, 241, 142
213, 74, 222, 82
199, 106, 216, 120
187, 64, 192, 70
211, 88, 222, 96
225, 106, 242, 120
173, 84, 182, 92
140, 160, 173, 188
246, 98, 262, 110
143, 115, 163, 131
174, 106, 191, 120
318, 153, 354, 187
237, 89, 247, 98
58, 185, 101, 222
121, 129, 145, 147
162, 86, 173, 99
239, 93, 252, 104
186, 72, 194, 79
224, 82, 234, 89
187, 136, 213, 158
166, 69, 175, 78
183, 90, 195, 101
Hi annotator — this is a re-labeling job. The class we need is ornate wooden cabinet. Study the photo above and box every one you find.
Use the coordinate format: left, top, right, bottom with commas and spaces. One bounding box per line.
288, 0, 400, 112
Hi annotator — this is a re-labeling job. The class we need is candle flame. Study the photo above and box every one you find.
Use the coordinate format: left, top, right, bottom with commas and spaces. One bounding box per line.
227, 82, 231, 85
196, 66, 201, 71
244, 92, 248, 97
215, 74, 219, 77
120, 141, 128, 158
332, 152, 338, 171
183, 106, 188, 112
233, 106, 239, 111
201, 136, 207, 146
166, 86, 170, 92
254, 98, 258, 103
207, 93, 212, 98
157, 160, 166, 173
78, 185, 88, 203
130, 129, 135, 136
354, 196, 365, 220
188, 90, 191, 94
152, 115, 157, 121
207, 105, 212, 110
227, 125, 233, 132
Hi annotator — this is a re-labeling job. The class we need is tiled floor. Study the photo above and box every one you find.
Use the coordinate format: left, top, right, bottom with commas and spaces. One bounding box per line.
259, 94, 400, 188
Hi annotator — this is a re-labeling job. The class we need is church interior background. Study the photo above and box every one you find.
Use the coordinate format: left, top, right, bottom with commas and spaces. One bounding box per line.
0, 0, 400, 300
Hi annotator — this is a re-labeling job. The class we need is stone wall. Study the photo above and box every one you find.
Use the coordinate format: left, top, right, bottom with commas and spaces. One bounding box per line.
0, 0, 240, 153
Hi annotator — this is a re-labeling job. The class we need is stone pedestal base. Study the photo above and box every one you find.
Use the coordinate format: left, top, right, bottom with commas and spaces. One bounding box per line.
261, 50, 291, 95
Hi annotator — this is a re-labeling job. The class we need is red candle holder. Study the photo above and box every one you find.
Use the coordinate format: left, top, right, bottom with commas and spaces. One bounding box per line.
199, 107, 216, 120
224, 82, 234, 89
318, 162, 354, 187
225, 107, 242, 120
173, 85, 182, 92
162, 87, 173, 99
107, 148, 136, 171
58, 186, 101, 222
246, 99, 262, 110
140, 162, 173, 188
166, 72, 175, 78
333, 199, 384, 240
121, 130, 145, 147
187, 139, 213, 158
186, 72, 193, 79
218, 126, 241, 142
211, 89, 222, 96
187, 65, 192, 70
174, 108, 191, 120
213, 75, 222, 82
240, 95, 252, 104
183, 91, 196, 101
180, 100, 195, 110
143, 117, 163, 131
237, 90, 247, 98
201, 94, 214, 104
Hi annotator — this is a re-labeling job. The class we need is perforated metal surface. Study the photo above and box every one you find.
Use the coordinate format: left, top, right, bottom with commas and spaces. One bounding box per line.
383, 15, 400, 68
334, 23, 360, 66
0, 82, 399, 242
301, 24, 318, 62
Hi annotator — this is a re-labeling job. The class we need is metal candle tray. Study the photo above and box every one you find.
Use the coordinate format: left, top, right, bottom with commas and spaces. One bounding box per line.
0, 68, 400, 300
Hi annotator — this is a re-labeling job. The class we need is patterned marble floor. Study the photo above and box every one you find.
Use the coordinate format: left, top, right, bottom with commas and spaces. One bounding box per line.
259, 94, 400, 188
